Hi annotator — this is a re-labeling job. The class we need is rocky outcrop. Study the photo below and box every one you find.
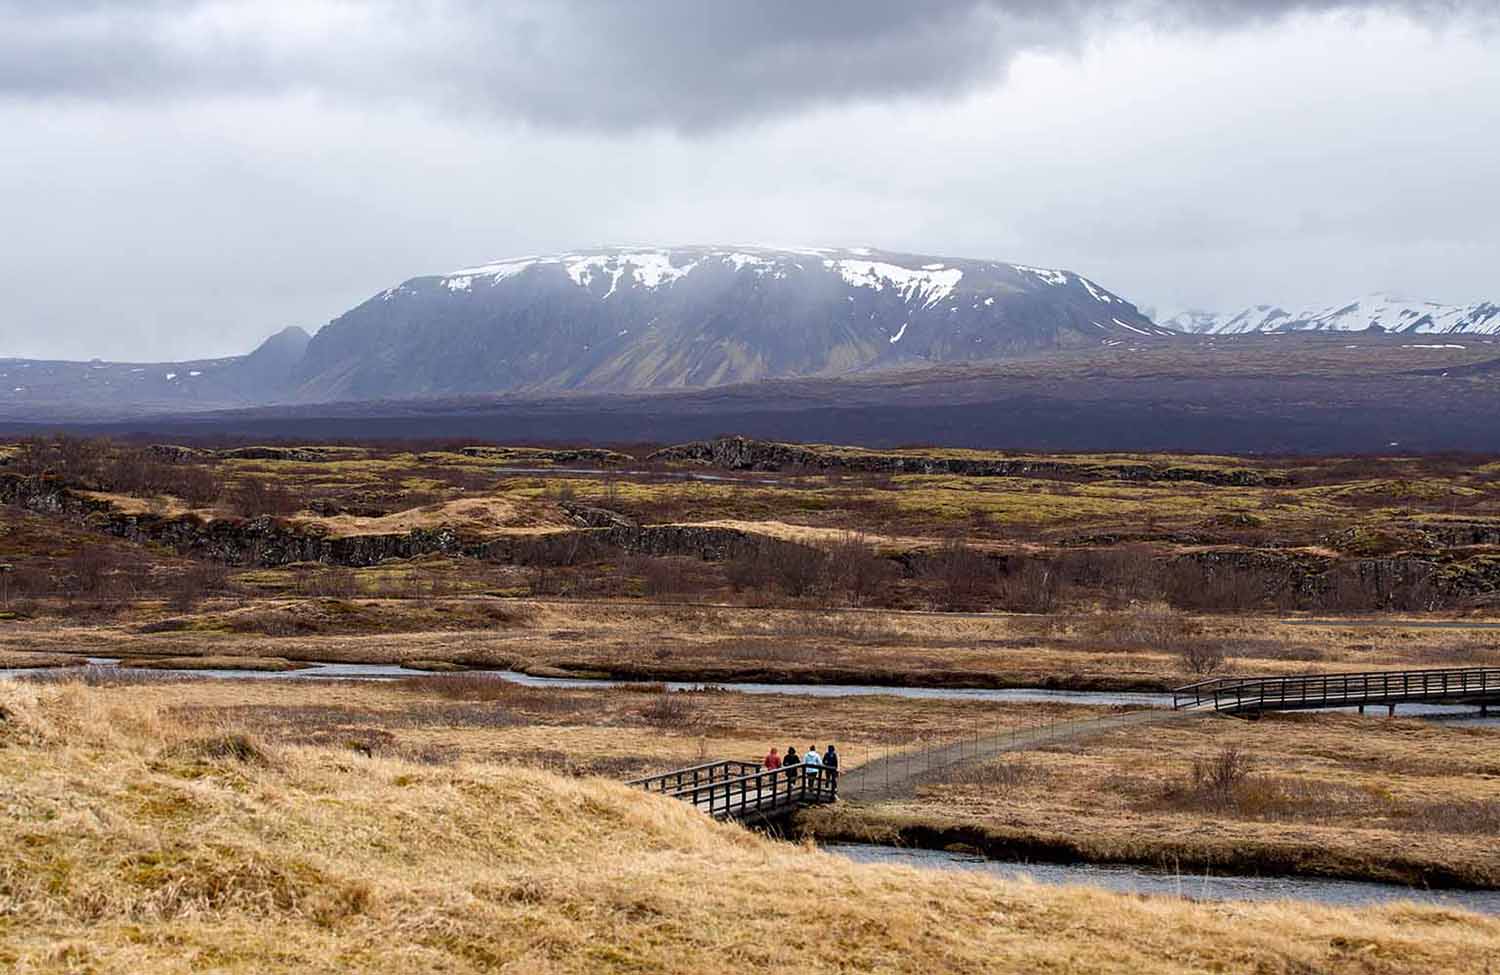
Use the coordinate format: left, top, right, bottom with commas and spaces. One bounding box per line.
1400, 520, 1500, 548
1, 471, 778, 568
0, 473, 112, 518
144, 444, 215, 464
649, 437, 1289, 487
217, 446, 354, 462
478, 525, 766, 566
560, 501, 638, 530
458, 446, 633, 466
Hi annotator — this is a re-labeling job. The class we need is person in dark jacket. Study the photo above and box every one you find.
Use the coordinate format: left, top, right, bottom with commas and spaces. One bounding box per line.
823, 744, 839, 781
782, 746, 800, 782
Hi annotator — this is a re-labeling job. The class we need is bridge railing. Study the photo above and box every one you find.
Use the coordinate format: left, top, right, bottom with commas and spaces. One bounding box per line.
1174, 667, 1500, 712
670, 765, 839, 820
625, 760, 762, 796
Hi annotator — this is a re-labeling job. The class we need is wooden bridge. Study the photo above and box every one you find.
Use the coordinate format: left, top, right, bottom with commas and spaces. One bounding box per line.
1173, 666, 1500, 716
626, 760, 838, 822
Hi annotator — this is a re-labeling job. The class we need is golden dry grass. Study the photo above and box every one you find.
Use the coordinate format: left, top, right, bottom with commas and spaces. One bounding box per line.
3, 679, 1500, 974
294, 495, 573, 537
4, 599, 1499, 691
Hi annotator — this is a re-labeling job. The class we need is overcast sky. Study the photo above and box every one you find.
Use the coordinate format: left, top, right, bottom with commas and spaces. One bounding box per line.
2, 0, 1498, 361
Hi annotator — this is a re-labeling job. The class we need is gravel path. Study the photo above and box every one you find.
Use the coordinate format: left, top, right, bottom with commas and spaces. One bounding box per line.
837, 709, 1201, 802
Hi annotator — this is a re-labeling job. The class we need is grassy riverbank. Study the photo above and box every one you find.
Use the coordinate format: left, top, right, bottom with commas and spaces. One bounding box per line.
4, 600, 1500, 694
4, 679, 1500, 974
802, 710, 1500, 889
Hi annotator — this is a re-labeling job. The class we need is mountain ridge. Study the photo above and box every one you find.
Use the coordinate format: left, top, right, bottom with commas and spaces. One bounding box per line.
1161, 293, 1500, 336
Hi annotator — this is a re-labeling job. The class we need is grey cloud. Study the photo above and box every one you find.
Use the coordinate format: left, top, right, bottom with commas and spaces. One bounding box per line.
0, 1, 1488, 130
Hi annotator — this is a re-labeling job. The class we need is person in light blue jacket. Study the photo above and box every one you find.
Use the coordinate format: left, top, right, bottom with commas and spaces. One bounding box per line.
802, 746, 823, 780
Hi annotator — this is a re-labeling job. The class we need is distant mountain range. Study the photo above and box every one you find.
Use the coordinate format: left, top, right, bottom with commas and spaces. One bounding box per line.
2, 246, 1169, 417
1161, 294, 1500, 336
0, 326, 310, 418
9, 250, 1500, 432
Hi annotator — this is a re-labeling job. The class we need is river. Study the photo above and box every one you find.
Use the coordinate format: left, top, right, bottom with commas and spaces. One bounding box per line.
4, 658, 1498, 722
829, 843, 1500, 914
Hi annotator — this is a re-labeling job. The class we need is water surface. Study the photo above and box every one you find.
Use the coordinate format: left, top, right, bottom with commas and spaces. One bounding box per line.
830, 842, 1500, 914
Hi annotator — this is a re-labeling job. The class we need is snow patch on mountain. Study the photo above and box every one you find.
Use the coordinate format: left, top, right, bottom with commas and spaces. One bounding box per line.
565, 252, 699, 293
1013, 264, 1069, 287
827, 259, 963, 308
445, 257, 540, 290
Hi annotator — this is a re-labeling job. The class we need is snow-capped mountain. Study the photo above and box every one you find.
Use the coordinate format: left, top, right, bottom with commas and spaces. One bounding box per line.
293, 246, 1170, 400
1161, 294, 1500, 336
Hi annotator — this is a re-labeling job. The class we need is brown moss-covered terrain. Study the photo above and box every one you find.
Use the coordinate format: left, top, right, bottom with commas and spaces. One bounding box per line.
3, 434, 1499, 606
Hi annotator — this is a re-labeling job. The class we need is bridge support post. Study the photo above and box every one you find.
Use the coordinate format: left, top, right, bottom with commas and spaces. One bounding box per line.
1483, 705, 1489, 718
1358, 705, 1365, 715
1388, 704, 1396, 718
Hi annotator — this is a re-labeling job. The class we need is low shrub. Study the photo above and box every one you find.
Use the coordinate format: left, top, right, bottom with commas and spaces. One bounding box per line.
638, 692, 700, 729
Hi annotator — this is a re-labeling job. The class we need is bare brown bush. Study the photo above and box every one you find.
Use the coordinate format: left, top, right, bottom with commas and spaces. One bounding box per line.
231, 478, 302, 518
61, 545, 124, 602
10, 435, 110, 483
997, 556, 1062, 614
926, 536, 999, 611
171, 464, 224, 506
826, 533, 899, 606
1179, 640, 1228, 676
1162, 562, 1275, 613
625, 555, 694, 598
638, 692, 701, 729
765, 542, 828, 598
725, 541, 829, 600
167, 561, 233, 612
1187, 745, 1251, 808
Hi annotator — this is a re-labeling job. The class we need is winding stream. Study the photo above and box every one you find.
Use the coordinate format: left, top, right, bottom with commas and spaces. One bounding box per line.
829, 843, 1500, 914
4, 658, 1498, 722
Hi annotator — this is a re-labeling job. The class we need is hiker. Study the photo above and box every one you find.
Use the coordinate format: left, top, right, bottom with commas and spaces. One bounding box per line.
802, 745, 823, 781
763, 746, 781, 772
822, 744, 839, 782
782, 746, 800, 781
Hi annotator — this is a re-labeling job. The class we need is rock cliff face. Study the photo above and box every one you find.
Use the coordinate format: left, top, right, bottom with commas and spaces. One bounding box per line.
4, 472, 1498, 607
649, 436, 1289, 487
0, 473, 767, 569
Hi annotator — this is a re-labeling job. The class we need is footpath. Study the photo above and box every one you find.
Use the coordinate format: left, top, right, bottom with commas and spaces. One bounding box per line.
838, 709, 1201, 802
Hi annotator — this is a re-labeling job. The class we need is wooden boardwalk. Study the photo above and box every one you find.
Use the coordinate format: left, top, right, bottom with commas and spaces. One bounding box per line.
626, 760, 838, 822
1174, 667, 1500, 715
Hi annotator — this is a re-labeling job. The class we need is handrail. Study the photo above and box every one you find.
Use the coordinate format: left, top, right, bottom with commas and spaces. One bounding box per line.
1172, 666, 1500, 713
672, 764, 839, 820
625, 760, 762, 795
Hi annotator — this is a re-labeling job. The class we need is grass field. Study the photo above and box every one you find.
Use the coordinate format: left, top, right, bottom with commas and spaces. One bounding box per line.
4, 678, 1500, 974
9, 671, 1496, 890
3, 598, 1498, 692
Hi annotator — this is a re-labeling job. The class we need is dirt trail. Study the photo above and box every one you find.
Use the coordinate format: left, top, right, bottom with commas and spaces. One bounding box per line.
838, 709, 1202, 802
